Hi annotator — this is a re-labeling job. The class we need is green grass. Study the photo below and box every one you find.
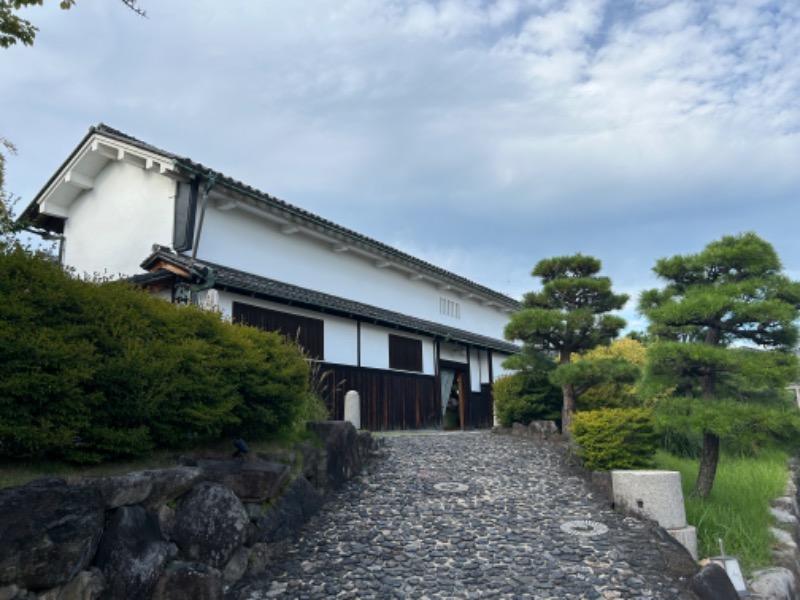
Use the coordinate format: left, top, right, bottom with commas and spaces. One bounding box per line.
655, 449, 788, 574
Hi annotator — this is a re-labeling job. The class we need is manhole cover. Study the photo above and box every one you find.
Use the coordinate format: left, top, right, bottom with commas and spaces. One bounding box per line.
560, 520, 609, 537
433, 482, 469, 493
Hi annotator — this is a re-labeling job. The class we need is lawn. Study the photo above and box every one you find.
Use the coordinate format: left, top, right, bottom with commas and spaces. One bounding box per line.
655, 449, 789, 574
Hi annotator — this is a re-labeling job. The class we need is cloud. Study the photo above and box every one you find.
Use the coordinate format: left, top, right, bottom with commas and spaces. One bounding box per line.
2, 0, 798, 312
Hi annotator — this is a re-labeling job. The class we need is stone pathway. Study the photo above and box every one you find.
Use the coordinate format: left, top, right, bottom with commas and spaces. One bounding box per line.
232, 431, 694, 599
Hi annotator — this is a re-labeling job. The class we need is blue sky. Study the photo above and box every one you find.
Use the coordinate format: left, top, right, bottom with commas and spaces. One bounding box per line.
2, 0, 798, 333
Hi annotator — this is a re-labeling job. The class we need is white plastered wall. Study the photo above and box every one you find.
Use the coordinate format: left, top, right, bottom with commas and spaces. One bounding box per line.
194, 202, 512, 340
63, 162, 175, 278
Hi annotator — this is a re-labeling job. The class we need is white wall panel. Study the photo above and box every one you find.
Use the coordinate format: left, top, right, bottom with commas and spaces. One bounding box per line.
440, 342, 468, 363
360, 324, 389, 370
63, 162, 174, 277
469, 349, 482, 391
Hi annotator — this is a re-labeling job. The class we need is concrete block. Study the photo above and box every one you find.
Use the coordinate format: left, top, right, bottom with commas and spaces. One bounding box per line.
612, 470, 687, 529
344, 391, 360, 430
668, 525, 698, 561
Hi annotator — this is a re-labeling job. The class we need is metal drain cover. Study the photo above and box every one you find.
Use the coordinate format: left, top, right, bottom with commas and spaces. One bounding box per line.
433, 482, 469, 493
560, 520, 609, 537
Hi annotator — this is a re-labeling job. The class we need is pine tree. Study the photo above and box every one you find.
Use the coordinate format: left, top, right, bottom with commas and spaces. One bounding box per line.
639, 232, 800, 498
504, 254, 628, 433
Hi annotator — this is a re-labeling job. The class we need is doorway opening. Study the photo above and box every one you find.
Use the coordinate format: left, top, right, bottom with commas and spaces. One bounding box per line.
441, 370, 465, 431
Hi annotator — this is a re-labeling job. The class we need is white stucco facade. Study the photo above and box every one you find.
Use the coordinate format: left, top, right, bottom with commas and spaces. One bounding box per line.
195, 196, 511, 340
62, 161, 175, 278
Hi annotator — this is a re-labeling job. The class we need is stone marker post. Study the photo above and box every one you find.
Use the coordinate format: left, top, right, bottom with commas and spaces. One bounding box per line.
344, 390, 361, 430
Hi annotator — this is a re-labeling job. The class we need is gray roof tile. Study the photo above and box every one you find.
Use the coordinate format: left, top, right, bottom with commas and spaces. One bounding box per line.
141, 250, 519, 355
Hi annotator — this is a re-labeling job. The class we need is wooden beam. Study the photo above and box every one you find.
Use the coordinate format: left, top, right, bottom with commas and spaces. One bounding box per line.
410, 273, 424, 281
281, 224, 300, 235
90, 140, 118, 160
332, 244, 349, 253
374, 260, 391, 268
148, 260, 190, 278
64, 170, 94, 190
38, 199, 69, 218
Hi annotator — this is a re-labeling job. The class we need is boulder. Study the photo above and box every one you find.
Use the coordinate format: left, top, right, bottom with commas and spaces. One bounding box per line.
357, 431, 375, 462
529, 420, 559, 438
750, 567, 797, 599
511, 422, 528, 437
194, 459, 291, 503
293, 443, 325, 490
94, 506, 175, 600
80, 468, 203, 510
307, 421, 362, 490
151, 562, 222, 600
78, 471, 151, 509
222, 547, 250, 585
0, 586, 18, 600
172, 483, 249, 568
689, 563, 740, 600
253, 476, 324, 543
140, 468, 204, 509
37, 568, 105, 600
648, 522, 699, 579
0, 478, 104, 590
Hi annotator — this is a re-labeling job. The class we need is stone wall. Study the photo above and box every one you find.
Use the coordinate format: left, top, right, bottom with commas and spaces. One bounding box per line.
0, 421, 376, 600
748, 456, 800, 599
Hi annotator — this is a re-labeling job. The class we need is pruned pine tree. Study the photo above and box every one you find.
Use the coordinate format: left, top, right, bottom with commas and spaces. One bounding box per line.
504, 254, 628, 433
639, 232, 800, 498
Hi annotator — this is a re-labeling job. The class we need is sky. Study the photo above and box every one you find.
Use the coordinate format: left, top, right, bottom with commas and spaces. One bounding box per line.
2, 0, 798, 333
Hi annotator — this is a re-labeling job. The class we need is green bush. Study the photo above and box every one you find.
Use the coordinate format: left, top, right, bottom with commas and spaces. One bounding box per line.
570, 408, 658, 471
493, 371, 561, 428
0, 248, 313, 463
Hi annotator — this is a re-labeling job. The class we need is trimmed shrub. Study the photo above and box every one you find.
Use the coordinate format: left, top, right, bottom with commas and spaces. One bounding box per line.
493, 371, 561, 428
0, 248, 312, 463
570, 408, 657, 471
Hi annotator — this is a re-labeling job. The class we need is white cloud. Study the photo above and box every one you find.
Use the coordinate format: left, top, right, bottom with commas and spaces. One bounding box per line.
2, 0, 799, 313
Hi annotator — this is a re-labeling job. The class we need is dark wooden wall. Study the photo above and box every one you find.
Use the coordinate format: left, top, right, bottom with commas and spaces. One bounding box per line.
468, 383, 495, 429
319, 363, 440, 431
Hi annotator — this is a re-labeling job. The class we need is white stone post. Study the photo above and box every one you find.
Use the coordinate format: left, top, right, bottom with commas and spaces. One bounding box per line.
344, 390, 361, 430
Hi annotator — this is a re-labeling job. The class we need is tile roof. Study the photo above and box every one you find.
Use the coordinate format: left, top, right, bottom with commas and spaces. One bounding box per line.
141, 250, 520, 355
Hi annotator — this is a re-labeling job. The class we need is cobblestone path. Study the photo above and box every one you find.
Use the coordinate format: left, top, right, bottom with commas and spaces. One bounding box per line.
233, 431, 693, 599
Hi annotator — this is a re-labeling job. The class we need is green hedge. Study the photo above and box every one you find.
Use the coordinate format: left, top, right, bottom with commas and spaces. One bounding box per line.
570, 408, 657, 471
0, 248, 314, 463
493, 371, 562, 428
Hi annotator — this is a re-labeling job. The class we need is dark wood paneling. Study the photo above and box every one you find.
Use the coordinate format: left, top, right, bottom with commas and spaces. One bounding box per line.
468, 383, 495, 429
233, 302, 324, 359
388, 334, 423, 373
319, 363, 439, 431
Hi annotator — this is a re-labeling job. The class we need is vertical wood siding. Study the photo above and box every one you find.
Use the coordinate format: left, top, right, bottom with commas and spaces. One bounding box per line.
233, 302, 325, 360
468, 383, 495, 429
319, 363, 439, 430
388, 334, 423, 372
